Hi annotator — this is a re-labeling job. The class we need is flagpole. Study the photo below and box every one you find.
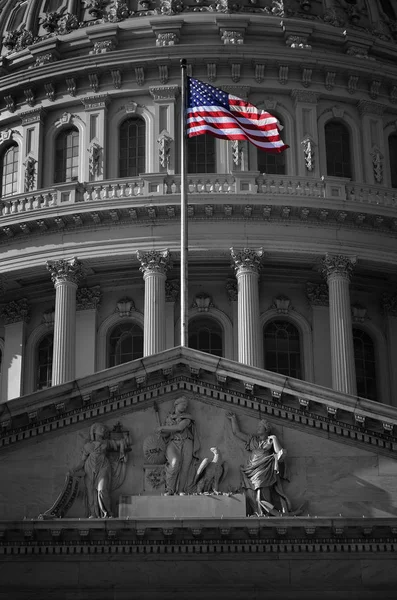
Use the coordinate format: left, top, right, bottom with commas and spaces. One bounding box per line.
180, 59, 188, 347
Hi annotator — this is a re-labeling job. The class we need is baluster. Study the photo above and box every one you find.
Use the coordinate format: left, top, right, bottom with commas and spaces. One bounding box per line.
101, 184, 110, 200
2, 201, 10, 215
279, 180, 285, 194
11, 199, 19, 213
214, 180, 221, 193
206, 180, 212, 193
222, 181, 229, 193
110, 184, 118, 199
171, 181, 178, 193
19, 197, 26, 212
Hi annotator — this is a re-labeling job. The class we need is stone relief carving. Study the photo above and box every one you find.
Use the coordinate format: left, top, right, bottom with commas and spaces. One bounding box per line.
381, 292, 397, 316
115, 296, 135, 316
3, 24, 36, 53
157, 130, 172, 169
301, 135, 315, 171
1, 298, 30, 324
154, 396, 200, 495
77, 286, 102, 310
192, 292, 214, 312
306, 282, 329, 306
272, 294, 291, 314
88, 141, 102, 177
370, 145, 384, 184
226, 413, 302, 516
193, 446, 227, 494
68, 422, 131, 518
24, 156, 36, 191
165, 280, 180, 302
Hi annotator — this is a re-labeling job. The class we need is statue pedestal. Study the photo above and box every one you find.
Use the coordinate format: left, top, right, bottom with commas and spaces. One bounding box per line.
118, 493, 246, 518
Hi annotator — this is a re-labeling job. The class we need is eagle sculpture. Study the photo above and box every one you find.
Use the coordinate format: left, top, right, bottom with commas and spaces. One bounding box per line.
193, 447, 227, 494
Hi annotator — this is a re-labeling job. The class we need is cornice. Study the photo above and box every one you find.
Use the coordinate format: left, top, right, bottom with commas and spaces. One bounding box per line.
1, 347, 396, 458
1, 517, 397, 555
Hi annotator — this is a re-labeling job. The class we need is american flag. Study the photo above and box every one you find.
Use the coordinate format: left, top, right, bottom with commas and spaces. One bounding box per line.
186, 77, 288, 153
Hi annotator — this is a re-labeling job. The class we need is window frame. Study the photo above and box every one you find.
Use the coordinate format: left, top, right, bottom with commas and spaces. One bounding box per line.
0, 142, 20, 198
188, 315, 224, 357
263, 319, 303, 380
118, 116, 146, 178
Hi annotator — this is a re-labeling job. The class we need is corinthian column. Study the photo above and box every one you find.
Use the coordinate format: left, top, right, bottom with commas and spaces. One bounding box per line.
137, 250, 172, 356
321, 254, 357, 395
230, 247, 264, 368
46, 258, 84, 386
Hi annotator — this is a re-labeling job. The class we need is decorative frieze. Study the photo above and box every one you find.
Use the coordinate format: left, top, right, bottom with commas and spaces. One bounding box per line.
77, 286, 101, 311
137, 250, 172, 275
370, 145, 384, 184
157, 130, 172, 169
1, 299, 30, 324
155, 32, 179, 46
89, 40, 116, 54
230, 248, 264, 275
226, 280, 237, 302
221, 30, 244, 45
46, 258, 84, 286
286, 35, 312, 49
301, 136, 315, 171
81, 95, 110, 111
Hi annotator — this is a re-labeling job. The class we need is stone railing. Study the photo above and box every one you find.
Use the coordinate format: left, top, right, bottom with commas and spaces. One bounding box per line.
1, 175, 397, 218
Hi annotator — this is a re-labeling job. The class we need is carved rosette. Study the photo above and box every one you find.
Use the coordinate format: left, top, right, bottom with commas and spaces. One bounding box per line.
137, 250, 172, 276
226, 279, 238, 301
46, 258, 84, 286
165, 280, 179, 302
382, 292, 397, 317
306, 283, 329, 306
76, 286, 101, 311
321, 254, 356, 283
230, 248, 264, 275
1, 298, 30, 324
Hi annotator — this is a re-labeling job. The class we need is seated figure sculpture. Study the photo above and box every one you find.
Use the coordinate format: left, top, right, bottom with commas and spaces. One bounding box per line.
227, 412, 292, 516
155, 396, 200, 495
70, 422, 130, 518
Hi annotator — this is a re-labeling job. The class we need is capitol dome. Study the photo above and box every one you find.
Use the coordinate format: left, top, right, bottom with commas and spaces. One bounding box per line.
1, 1, 397, 598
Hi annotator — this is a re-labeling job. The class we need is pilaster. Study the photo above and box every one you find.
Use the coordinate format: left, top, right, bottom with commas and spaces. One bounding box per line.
137, 250, 172, 356
19, 108, 46, 191
165, 280, 179, 350
0, 299, 30, 401
226, 279, 238, 361
149, 86, 179, 174
306, 282, 332, 388
321, 254, 357, 396
357, 100, 386, 186
230, 248, 263, 368
75, 286, 101, 379
382, 292, 397, 406
46, 258, 84, 386
291, 90, 320, 178
81, 95, 111, 182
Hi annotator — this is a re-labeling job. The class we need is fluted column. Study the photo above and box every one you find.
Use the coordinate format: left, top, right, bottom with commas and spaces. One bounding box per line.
46, 258, 84, 386
230, 248, 264, 368
321, 254, 357, 395
137, 250, 172, 356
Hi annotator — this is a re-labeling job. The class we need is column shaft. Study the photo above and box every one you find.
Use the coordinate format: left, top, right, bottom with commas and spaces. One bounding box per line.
237, 270, 263, 368
143, 271, 166, 356
52, 280, 78, 386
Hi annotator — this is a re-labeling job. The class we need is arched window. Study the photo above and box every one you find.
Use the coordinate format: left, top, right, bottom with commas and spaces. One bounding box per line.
353, 328, 377, 400
187, 135, 216, 173
119, 117, 146, 177
257, 118, 286, 174
188, 317, 223, 357
108, 322, 144, 367
388, 134, 397, 188
54, 128, 79, 183
36, 333, 53, 390
1, 144, 19, 197
325, 121, 352, 178
264, 320, 302, 379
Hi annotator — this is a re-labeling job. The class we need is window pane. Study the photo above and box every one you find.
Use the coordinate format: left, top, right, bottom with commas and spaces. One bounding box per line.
264, 321, 302, 379
119, 118, 146, 177
187, 136, 216, 173
325, 121, 352, 178
54, 128, 79, 183
257, 149, 286, 175
108, 322, 144, 367
1, 144, 19, 197
188, 317, 223, 357
353, 328, 377, 400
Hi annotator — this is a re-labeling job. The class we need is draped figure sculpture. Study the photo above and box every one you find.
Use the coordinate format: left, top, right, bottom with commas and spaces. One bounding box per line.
155, 396, 200, 495
227, 413, 292, 516
70, 422, 130, 518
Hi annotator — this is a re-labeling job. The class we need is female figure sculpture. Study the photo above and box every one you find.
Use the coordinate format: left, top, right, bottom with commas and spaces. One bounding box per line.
227, 413, 291, 516
70, 422, 130, 518
156, 396, 200, 494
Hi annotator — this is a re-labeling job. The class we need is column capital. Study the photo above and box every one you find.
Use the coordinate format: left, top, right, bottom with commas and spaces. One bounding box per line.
1, 298, 30, 324
165, 280, 179, 302
137, 250, 172, 276
306, 282, 329, 306
77, 286, 102, 311
321, 254, 356, 283
230, 247, 264, 275
46, 257, 84, 286
382, 292, 397, 317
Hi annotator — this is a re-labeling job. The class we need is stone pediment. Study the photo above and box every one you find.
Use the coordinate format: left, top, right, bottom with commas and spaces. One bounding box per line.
1, 346, 396, 457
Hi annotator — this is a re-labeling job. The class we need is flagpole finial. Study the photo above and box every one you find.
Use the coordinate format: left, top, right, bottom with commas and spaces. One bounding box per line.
180, 58, 187, 69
